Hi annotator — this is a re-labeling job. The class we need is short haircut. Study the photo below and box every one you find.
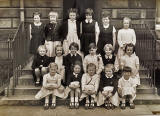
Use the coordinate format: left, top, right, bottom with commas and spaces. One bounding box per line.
104, 64, 114, 72
48, 11, 58, 19
49, 62, 58, 69
103, 44, 113, 52
89, 43, 97, 50
124, 43, 135, 53
71, 60, 82, 72
123, 17, 131, 23
68, 8, 78, 14
86, 63, 96, 72
101, 11, 110, 18
37, 45, 47, 53
55, 44, 64, 55
123, 66, 132, 73
85, 8, 94, 16
69, 42, 79, 50
33, 11, 41, 18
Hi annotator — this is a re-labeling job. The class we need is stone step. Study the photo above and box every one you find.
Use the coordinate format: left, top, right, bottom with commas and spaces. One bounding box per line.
18, 74, 34, 86
137, 85, 156, 94
1, 94, 160, 106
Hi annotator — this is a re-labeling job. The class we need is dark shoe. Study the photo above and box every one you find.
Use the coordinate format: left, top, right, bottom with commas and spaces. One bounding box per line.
50, 103, 56, 109
35, 81, 40, 87
110, 104, 115, 110
130, 103, 135, 109
85, 103, 89, 110
105, 103, 110, 110
75, 102, 79, 109
89, 103, 95, 109
44, 103, 49, 110
121, 103, 126, 110
69, 102, 74, 109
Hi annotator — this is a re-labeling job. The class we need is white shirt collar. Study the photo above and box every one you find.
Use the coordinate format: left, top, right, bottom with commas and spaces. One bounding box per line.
103, 24, 109, 28
70, 53, 77, 57
73, 72, 78, 78
85, 19, 93, 23
105, 54, 113, 59
105, 74, 113, 78
68, 19, 76, 23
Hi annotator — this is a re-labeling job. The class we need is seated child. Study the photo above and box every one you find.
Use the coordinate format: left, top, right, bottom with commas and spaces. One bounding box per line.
66, 61, 82, 109
35, 62, 65, 110
98, 64, 119, 109
80, 63, 100, 109
50, 45, 65, 85
31, 45, 50, 86
118, 66, 136, 109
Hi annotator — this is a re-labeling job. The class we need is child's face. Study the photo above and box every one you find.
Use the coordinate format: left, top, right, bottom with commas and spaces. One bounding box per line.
105, 67, 113, 77
102, 17, 110, 25
39, 48, 46, 56
123, 72, 131, 80
69, 12, 76, 21
49, 65, 58, 76
56, 47, 63, 57
123, 19, 130, 29
89, 48, 97, 55
70, 46, 77, 55
87, 66, 96, 76
33, 15, 40, 23
104, 47, 112, 56
49, 15, 57, 22
86, 14, 92, 21
73, 65, 81, 74
126, 46, 133, 56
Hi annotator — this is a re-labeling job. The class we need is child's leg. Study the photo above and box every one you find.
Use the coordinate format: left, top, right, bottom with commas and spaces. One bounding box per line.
41, 67, 48, 76
75, 90, 79, 103
44, 95, 49, 110
70, 90, 74, 103
121, 95, 126, 109
90, 97, 95, 108
35, 68, 40, 83
50, 94, 56, 109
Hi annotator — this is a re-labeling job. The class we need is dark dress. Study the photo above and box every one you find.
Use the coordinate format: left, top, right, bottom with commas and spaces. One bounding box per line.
102, 54, 116, 66
81, 20, 96, 56
99, 73, 118, 96
97, 24, 114, 56
66, 73, 82, 86
29, 23, 45, 54
64, 53, 83, 85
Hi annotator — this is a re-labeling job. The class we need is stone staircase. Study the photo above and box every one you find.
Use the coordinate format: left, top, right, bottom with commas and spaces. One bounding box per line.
1, 60, 160, 106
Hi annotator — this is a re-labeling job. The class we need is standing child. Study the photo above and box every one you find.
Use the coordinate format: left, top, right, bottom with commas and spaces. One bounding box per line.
117, 17, 136, 60
60, 8, 81, 55
83, 43, 103, 75
80, 8, 100, 56
67, 62, 82, 109
80, 63, 100, 109
120, 43, 140, 86
35, 63, 65, 110
29, 12, 45, 55
65, 42, 82, 85
97, 64, 119, 109
50, 45, 66, 85
118, 66, 136, 109
31, 45, 50, 86
44, 11, 61, 57
97, 12, 116, 56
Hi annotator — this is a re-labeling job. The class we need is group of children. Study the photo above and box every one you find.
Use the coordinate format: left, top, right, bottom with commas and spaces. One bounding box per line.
30, 8, 139, 110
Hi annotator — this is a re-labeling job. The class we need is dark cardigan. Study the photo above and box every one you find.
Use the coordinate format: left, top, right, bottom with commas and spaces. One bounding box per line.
66, 73, 82, 86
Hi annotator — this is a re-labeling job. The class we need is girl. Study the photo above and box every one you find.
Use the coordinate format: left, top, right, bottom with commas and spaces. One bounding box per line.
44, 11, 61, 57
97, 12, 116, 56
29, 12, 45, 55
118, 66, 136, 109
120, 43, 140, 86
80, 63, 100, 109
67, 62, 82, 109
35, 63, 65, 110
50, 45, 66, 85
65, 42, 82, 85
60, 8, 81, 55
117, 17, 136, 60
31, 45, 50, 86
97, 64, 119, 109
80, 8, 100, 56
102, 44, 116, 66
83, 43, 103, 75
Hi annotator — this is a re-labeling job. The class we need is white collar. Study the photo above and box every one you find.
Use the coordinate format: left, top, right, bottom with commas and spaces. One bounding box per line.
70, 53, 77, 57
105, 74, 113, 78
122, 76, 131, 82
85, 19, 93, 23
68, 19, 76, 23
73, 72, 78, 78
34, 22, 42, 26
105, 54, 113, 59
103, 24, 109, 28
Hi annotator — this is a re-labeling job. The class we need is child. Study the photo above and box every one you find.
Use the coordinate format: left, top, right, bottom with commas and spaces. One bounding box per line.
118, 66, 136, 109
67, 61, 82, 109
35, 63, 65, 110
80, 8, 100, 56
120, 43, 140, 86
117, 17, 136, 60
80, 63, 100, 109
29, 12, 45, 55
31, 45, 50, 86
97, 64, 119, 109
102, 44, 116, 66
50, 45, 66, 85
44, 11, 61, 57
65, 42, 82, 85
60, 8, 81, 55
83, 43, 103, 75
97, 12, 116, 56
